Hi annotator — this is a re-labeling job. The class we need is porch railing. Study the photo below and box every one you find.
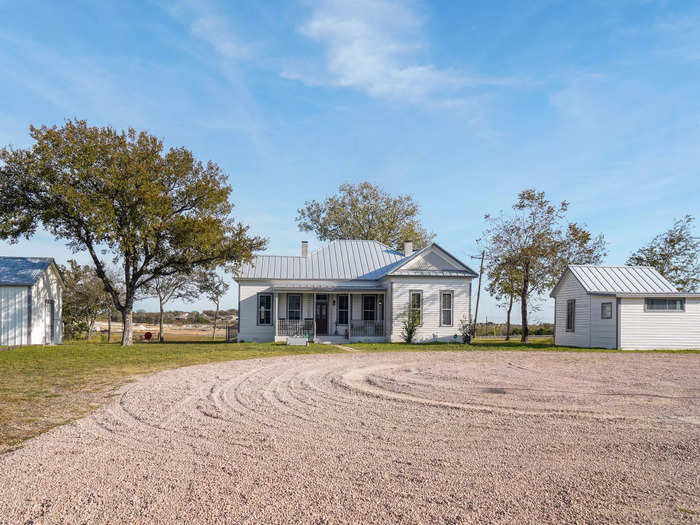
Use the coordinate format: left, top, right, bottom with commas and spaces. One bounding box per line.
278, 319, 314, 337
349, 320, 385, 337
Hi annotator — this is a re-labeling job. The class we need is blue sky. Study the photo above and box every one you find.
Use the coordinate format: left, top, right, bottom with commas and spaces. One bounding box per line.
1, 0, 699, 323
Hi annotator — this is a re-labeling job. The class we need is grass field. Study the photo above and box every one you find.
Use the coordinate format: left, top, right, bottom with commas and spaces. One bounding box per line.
1, 339, 697, 453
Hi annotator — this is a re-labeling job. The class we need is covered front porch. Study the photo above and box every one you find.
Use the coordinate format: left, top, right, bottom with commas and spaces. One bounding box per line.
270, 286, 387, 343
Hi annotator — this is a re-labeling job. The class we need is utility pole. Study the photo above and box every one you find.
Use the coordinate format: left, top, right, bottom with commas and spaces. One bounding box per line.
471, 250, 485, 336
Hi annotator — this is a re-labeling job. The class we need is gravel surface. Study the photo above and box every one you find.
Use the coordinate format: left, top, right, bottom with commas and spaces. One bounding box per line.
1, 351, 698, 524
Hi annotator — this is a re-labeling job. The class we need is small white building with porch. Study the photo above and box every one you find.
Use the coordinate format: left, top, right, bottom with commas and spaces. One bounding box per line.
235, 240, 477, 343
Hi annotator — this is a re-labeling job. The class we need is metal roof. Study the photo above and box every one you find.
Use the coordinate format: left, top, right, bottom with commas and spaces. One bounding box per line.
237, 240, 407, 280
0, 257, 55, 286
554, 265, 678, 296
270, 280, 387, 292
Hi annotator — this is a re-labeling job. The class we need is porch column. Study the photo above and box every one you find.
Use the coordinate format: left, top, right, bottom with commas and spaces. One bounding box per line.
312, 292, 316, 341
274, 292, 279, 337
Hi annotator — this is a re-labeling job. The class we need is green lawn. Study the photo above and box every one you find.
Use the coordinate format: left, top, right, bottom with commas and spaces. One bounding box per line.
1, 339, 696, 453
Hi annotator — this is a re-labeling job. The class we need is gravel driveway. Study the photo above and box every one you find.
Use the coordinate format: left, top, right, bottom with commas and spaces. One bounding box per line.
1, 351, 698, 524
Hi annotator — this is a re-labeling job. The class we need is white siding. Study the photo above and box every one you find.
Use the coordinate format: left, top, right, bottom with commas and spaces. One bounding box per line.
0, 286, 29, 346
590, 295, 617, 349
619, 297, 700, 350
238, 282, 275, 342
553, 271, 590, 347
30, 265, 62, 345
387, 277, 471, 343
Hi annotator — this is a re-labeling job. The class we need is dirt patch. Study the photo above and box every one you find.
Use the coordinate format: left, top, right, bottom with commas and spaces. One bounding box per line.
0, 351, 698, 523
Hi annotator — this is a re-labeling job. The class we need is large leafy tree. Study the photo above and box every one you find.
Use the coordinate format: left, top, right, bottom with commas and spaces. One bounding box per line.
296, 182, 435, 251
0, 120, 266, 345
626, 215, 699, 292
481, 189, 606, 343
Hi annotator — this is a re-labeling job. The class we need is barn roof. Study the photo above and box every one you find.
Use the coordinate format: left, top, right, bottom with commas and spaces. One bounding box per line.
0, 257, 58, 286
551, 265, 678, 297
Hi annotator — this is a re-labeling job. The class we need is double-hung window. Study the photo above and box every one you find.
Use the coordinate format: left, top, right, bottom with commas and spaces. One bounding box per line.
362, 295, 376, 321
409, 290, 423, 325
601, 302, 612, 319
287, 294, 301, 321
440, 291, 453, 326
337, 294, 349, 324
566, 299, 575, 332
645, 298, 685, 311
258, 293, 272, 325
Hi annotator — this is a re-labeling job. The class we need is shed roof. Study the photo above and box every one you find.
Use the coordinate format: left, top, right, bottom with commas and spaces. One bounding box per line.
0, 257, 57, 286
237, 240, 407, 280
551, 265, 678, 297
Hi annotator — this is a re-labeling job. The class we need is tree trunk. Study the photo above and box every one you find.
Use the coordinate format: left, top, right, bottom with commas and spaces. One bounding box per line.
505, 294, 513, 341
120, 295, 135, 346
520, 264, 530, 344
212, 306, 219, 340
107, 311, 111, 343
159, 298, 165, 343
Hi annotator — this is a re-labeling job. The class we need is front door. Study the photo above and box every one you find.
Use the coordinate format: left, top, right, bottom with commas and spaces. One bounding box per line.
315, 297, 328, 335
45, 300, 54, 344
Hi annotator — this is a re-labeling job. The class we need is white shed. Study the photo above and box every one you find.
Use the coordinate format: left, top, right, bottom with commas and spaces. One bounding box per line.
0, 257, 63, 346
550, 265, 700, 350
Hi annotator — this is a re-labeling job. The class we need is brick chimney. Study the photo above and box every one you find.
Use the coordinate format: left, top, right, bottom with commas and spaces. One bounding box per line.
301, 240, 309, 257
403, 240, 413, 257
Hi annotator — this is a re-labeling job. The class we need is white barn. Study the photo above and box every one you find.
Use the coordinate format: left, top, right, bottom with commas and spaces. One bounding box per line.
550, 265, 700, 350
0, 257, 63, 346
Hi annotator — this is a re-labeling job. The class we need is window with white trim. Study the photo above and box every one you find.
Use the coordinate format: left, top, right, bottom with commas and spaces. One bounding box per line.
337, 294, 349, 324
440, 291, 453, 326
409, 290, 422, 325
566, 299, 575, 332
287, 294, 301, 320
363, 295, 376, 321
258, 293, 272, 325
645, 298, 685, 311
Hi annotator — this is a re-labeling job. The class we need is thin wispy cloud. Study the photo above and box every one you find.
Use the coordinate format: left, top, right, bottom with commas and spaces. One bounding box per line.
283, 0, 515, 104
165, 0, 255, 61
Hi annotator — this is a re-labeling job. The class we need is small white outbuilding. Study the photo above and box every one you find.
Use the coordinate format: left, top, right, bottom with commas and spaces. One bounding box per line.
0, 257, 63, 346
550, 265, 700, 350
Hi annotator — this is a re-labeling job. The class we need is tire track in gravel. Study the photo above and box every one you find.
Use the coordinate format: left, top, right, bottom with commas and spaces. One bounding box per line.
1, 351, 698, 524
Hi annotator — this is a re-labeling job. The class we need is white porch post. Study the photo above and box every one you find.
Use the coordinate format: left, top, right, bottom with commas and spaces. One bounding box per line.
312, 292, 316, 342
274, 292, 279, 337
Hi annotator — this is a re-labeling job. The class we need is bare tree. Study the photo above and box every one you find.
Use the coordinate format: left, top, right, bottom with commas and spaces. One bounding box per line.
196, 272, 230, 340
146, 275, 199, 342
481, 189, 606, 343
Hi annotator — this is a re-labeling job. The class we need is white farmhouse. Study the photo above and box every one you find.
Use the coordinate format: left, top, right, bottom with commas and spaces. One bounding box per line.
235, 240, 477, 343
0, 257, 63, 346
550, 265, 700, 350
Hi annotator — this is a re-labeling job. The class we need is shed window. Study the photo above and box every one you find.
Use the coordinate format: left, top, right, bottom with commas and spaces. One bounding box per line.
440, 291, 453, 326
258, 293, 272, 325
566, 299, 575, 332
601, 302, 612, 319
337, 294, 349, 325
287, 294, 301, 320
409, 290, 423, 325
645, 298, 685, 311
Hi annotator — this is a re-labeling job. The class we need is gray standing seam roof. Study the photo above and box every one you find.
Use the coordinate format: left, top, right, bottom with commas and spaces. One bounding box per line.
0, 257, 54, 286
565, 265, 678, 294
237, 240, 408, 280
